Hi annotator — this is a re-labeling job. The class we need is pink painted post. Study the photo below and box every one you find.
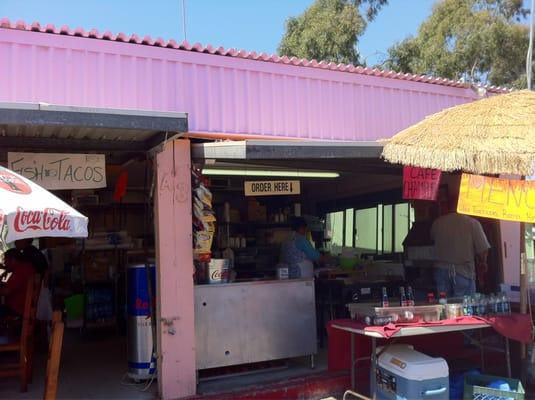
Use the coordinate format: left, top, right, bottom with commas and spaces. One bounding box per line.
155, 139, 196, 399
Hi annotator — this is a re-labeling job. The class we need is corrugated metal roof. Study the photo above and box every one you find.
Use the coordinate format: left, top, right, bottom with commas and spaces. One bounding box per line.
0, 17, 510, 94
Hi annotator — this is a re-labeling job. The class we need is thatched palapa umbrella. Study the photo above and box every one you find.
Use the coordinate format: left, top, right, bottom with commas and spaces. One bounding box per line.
382, 90, 535, 176
382, 89, 535, 368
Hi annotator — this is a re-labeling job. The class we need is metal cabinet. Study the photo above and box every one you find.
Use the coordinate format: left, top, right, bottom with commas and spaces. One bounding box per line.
194, 279, 317, 369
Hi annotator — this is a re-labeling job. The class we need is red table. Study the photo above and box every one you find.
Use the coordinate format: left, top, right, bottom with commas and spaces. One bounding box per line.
329, 316, 525, 395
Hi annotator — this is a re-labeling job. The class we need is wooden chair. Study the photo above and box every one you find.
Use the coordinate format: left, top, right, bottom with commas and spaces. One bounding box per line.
43, 311, 64, 400
0, 278, 34, 392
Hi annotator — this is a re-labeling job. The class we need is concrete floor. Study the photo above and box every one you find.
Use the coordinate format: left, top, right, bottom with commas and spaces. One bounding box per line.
0, 329, 328, 399
0, 330, 157, 399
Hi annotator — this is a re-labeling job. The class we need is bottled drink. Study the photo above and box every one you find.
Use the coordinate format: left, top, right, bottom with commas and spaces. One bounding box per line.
438, 292, 447, 319
480, 295, 488, 317
472, 294, 481, 316
399, 286, 407, 307
381, 287, 390, 308
462, 295, 471, 316
502, 292, 511, 315
496, 292, 504, 314
487, 294, 495, 316
427, 292, 436, 304
406, 286, 415, 307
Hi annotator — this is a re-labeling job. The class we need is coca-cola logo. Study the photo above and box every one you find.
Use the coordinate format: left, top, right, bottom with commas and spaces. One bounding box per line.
0, 170, 31, 195
14, 207, 71, 233
210, 269, 229, 280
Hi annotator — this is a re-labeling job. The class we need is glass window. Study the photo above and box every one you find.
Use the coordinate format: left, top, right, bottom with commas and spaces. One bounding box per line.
394, 203, 410, 253
355, 207, 377, 254
345, 208, 354, 247
326, 211, 344, 251
383, 205, 393, 253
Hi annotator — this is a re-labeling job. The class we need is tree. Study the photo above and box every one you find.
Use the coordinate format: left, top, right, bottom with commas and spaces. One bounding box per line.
278, 0, 388, 65
383, 0, 530, 87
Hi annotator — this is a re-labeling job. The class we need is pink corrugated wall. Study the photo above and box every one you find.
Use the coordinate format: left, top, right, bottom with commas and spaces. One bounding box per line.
0, 28, 479, 140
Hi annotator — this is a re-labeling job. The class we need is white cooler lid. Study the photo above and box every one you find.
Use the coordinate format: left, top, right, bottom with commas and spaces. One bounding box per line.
377, 344, 448, 380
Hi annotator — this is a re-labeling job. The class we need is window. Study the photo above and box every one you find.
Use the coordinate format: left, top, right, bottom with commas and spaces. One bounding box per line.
326, 202, 414, 255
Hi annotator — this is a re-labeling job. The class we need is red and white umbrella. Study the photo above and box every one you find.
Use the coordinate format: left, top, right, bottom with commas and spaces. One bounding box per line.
0, 166, 88, 243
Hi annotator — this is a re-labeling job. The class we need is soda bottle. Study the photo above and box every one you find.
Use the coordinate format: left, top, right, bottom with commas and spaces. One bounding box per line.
427, 292, 436, 304
406, 286, 415, 307
399, 286, 407, 307
381, 287, 390, 308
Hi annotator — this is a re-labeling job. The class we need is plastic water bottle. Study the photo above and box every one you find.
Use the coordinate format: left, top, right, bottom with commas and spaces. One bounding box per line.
463, 295, 472, 316
381, 287, 390, 308
496, 292, 504, 314
488, 294, 497, 316
502, 292, 511, 315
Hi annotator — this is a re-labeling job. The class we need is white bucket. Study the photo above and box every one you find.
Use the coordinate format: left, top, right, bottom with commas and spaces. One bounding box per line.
208, 259, 230, 284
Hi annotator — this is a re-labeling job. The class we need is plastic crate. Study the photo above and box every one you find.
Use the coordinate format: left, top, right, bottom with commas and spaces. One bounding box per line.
463, 373, 525, 400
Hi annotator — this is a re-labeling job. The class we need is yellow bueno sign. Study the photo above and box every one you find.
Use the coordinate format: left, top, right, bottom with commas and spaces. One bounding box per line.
457, 173, 535, 223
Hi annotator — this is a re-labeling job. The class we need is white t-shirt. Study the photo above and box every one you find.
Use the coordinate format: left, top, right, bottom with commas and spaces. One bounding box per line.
431, 213, 491, 278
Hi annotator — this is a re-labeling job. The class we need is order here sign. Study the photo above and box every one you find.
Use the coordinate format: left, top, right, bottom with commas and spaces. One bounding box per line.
402, 166, 441, 201
244, 180, 300, 196
457, 173, 535, 223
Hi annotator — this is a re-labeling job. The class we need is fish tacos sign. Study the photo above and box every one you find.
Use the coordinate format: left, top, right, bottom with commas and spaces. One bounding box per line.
457, 173, 535, 223
8, 152, 106, 190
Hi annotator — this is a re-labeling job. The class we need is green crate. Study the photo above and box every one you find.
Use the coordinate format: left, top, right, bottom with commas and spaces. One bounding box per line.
463, 373, 525, 400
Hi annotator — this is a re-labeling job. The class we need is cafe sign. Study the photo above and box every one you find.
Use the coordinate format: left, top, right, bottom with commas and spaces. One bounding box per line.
402, 166, 441, 201
7, 152, 106, 190
457, 173, 535, 223
244, 180, 300, 196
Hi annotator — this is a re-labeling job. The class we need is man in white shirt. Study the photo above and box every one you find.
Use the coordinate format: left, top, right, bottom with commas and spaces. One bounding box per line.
431, 197, 491, 297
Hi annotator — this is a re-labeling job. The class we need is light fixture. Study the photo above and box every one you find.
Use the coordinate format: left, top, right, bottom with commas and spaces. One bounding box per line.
201, 168, 340, 178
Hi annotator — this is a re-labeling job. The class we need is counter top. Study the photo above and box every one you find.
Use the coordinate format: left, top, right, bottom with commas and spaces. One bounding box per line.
195, 278, 312, 288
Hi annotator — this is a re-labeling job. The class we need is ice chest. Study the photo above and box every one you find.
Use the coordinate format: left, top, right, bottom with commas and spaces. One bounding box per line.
373, 344, 449, 400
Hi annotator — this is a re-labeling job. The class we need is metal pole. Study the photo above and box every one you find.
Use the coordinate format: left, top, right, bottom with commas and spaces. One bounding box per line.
506, 338, 512, 378
371, 338, 377, 400
181, 0, 187, 42
351, 333, 356, 390
527, 0, 535, 90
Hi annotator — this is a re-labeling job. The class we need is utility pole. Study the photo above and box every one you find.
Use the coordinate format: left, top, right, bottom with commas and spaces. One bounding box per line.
181, 0, 187, 42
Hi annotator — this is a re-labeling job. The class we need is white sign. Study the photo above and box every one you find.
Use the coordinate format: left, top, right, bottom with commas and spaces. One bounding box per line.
8, 152, 106, 190
244, 180, 300, 196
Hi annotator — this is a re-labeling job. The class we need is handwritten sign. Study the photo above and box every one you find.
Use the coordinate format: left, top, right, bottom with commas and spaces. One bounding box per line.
244, 180, 300, 196
402, 166, 441, 201
457, 173, 535, 223
8, 152, 106, 190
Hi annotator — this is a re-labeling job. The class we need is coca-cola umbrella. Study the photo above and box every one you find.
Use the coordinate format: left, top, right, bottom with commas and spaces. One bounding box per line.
0, 166, 88, 243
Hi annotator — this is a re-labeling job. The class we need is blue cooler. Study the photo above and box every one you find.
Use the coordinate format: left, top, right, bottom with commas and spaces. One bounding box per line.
372, 344, 449, 400
127, 264, 156, 380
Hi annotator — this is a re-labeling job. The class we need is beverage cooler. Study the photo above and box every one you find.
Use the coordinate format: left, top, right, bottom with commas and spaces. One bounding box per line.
126, 263, 156, 380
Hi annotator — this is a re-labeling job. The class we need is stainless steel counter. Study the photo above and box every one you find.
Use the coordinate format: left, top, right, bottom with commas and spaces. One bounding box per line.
194, 279, 317, 370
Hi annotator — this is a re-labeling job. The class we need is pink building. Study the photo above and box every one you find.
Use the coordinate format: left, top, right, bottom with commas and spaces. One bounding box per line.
0, 18, 518, 399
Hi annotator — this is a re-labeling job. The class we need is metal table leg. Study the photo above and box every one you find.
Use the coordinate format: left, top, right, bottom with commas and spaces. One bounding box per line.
479, 329, 485, 373
351, 332, 356, 390
505, 337, 512, 378
371, 338, 377, 400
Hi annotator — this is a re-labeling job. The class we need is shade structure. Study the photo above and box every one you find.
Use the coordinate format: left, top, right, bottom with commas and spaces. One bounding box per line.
382, 90, 535, 176
0, 166, 88, 243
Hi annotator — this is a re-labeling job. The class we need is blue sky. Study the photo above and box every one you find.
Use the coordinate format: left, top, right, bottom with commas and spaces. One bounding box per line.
0, 1, 449, 66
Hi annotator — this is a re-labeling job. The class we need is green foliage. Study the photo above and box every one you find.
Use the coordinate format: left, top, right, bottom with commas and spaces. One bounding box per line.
384, 0, 530, 87
278, 0, 388, 65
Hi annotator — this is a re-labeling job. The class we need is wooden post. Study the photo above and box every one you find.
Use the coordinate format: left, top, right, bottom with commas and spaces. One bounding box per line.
155, 139, 196, 399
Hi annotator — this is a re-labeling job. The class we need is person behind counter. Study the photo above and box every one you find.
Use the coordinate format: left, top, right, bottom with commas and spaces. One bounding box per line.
0, 249, 36, 318
280, 217, 321, 279
431, 196, 490, 297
